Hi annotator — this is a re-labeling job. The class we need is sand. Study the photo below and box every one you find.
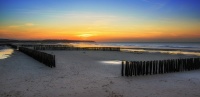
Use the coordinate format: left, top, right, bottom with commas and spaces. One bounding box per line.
0, 49, 200, 97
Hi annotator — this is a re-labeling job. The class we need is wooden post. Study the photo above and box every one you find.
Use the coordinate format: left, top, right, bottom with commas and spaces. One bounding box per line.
146, 61, 149, 75
163, 60, 166, 73
54, 55, 56, 67
180, 59, 183, 71
126, 61, 130, 76
191, 58, 194, 70
130, 61, 134, 76
165, 60, 167, 73
143, 61, 145, 75
161, 61, 164, 74
125, 61, 128, 76
198, 58, 199, 69
152, 61, 155, 74
134, 61, 137, 76
178, 59, 181, 72
158, 61, 160, 74
132, 61, 135, 76
149, 61, 152, 75
140, 61, 143, 76
129, 62, 132, 76
121, 61, 124, 76
155, 60, 158, 74
136, 61, 139, 76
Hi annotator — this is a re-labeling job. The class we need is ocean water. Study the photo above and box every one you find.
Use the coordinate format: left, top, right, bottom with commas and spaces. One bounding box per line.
98, 42, 200, 50
11, 42, 200, 56
68, 42, 200, 56
69, 42, 199, 50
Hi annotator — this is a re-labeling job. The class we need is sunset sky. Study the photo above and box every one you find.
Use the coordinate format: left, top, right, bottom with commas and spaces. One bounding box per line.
0, 0, 200, 42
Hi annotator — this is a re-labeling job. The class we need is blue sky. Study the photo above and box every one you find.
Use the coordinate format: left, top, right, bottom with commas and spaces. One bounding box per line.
1, 0, 200, 24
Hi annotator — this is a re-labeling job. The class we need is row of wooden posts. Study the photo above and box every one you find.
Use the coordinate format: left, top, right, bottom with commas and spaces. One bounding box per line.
7, 44, 18, 49
33, 45, 120, 51
121, 58, 200, 76
21, 44, 72, 48
18, 47, 56, 68
0, 44, 7, 46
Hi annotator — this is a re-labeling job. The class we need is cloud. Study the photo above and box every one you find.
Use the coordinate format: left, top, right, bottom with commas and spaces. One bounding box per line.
7, 23, 35, 28
55, 13, 117, 20
25, 23, 34, 26
8, 25, 20, 28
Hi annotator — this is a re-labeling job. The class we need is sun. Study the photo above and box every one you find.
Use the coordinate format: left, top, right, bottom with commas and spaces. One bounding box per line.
77, 34, 94, 38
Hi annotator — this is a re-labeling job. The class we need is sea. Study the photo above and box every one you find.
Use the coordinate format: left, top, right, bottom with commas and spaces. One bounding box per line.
67, 42, 200, 56
1, 42, 200, 57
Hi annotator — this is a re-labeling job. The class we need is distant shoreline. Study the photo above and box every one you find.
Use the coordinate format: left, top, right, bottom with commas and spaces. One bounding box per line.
0, 39, 95, 43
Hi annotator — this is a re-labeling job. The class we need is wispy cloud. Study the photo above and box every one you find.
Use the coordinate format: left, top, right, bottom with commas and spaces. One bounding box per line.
11, 9, 119, 25
8, 23, 35, 28
8, 25, 20, 28
25, 23, 34, 26
51, 12, 118, 20
11, 9, 117, 19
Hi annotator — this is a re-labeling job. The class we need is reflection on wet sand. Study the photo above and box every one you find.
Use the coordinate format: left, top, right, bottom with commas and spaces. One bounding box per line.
100, 60, 121, 65
121, 49, 200, 56
0, 48, 14, 59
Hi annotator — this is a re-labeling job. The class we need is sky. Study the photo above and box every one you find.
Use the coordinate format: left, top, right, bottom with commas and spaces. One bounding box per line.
0, 0, 200, 42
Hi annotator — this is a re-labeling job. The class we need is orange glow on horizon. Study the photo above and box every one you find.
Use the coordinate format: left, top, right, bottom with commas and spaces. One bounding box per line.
0, 19, 200, 42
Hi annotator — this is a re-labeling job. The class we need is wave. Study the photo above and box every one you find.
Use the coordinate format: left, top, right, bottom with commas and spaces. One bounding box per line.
97, 42, 200, 51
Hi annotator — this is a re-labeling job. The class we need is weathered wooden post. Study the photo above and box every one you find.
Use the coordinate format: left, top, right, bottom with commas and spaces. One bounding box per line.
161, 60, 164, 74
124, 61, 127, 76
149, 61, 152, 75
166, 60, 169, 73
180, 59, 183, 71
198, 58, 200, 69
194, 58, 198, 69
130, 61, 134, 76
138, 61, 141, 76
178, 59, 181, 72
172, 59, 175, 72
184, 59, 186, 71
125, 61, 129, 76
143, 61, 145, 75
146, 61, 149, 75
163, 60, 166, 73
154, 60, 156, 74
132, 61, 135, 76
173, 59, 176, 72
134, 61, 138, 76
121, 61, 124, 76
192, 58, 194, 70
129, 61, 132, 76
53, 55, 56, 67
155, 60, 157, 74
136, 61, 139, 76
158, 61, 160, 74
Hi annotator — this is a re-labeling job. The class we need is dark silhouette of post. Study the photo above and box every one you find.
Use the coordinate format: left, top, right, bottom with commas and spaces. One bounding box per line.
121, 61, 124, 76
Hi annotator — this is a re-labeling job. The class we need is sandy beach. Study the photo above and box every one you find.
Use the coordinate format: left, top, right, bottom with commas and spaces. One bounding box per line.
0, 48, 200, 97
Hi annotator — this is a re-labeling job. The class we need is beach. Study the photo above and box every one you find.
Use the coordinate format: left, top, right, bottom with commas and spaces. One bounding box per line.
1, 47, 200, 97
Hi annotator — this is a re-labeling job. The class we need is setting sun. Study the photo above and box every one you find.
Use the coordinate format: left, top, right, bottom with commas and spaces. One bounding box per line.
78, 34, 94, 38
